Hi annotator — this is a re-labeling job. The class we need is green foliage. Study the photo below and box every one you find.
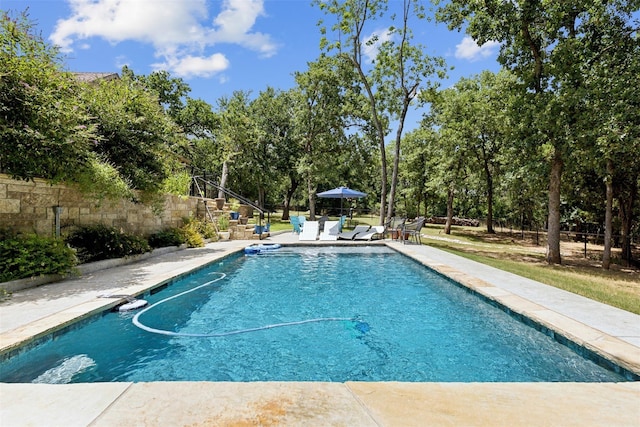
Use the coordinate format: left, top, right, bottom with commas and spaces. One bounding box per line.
163, 171, 192, 196
65, 224, 150, 263
182, 217, 217, 241
179, 221, 205, 248
217, 214, 230, 231
0, 233, 77, 282
72, 155, 134, 201
80, 75, 181, 195
148, 228, 186, 248
198, 219, 218, 239
0, 11, 97, 183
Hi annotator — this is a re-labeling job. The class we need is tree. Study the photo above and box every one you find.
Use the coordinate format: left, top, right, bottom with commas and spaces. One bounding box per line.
428, 92, 471, 234
214, 91, 256, 199
293, 57, 350, 220
0, 11, 96, 183
250, 87, 301, 215
316, 0, 446, 225
398, 127, 438, 218
435, 0, 639, 264
579, 10, 640, 268
429, 71, 515, 233
80, 73, 184, 198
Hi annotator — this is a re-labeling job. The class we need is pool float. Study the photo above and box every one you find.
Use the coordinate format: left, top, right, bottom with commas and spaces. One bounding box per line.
117, 298, 148, 311
244, 243, 282, 255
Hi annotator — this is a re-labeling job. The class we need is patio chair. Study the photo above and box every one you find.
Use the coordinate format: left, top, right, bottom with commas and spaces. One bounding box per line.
384, 217, 406, 240
401, 217, 425, 245
319, 220, 340, 240
338, 215, 347, 232
318, 215, 329, 231
354, 225, 385, 241
338, 225, 370, 240
299, 220, 319, 241
298, 215, 306, 229
290, 216, 301, 234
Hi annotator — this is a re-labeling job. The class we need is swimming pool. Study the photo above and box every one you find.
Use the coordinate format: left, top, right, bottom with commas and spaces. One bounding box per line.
0, 246, 627, 383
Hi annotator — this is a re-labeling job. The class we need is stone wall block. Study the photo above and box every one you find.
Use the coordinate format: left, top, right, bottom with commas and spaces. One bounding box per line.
0, 199, 21, 214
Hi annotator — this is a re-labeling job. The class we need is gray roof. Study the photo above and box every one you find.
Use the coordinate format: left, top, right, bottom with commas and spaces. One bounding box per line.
72, 72, 119, 83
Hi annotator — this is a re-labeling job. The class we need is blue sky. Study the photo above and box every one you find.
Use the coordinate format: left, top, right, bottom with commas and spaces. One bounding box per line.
4, 0, 501, 132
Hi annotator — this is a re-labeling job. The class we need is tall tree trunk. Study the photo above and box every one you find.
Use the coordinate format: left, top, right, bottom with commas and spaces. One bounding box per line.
218, 160, 229, 199
386, 92, 413, 222
444, 185, 455, 235
281, 179, 298, 221
379, 146, 387, 226
603, 159, 614, 270
546, 148, 563, 264
307, 174, 316, 221
486, 169, 495, 234
386, 131, 401, 222
619, 178, 637, 266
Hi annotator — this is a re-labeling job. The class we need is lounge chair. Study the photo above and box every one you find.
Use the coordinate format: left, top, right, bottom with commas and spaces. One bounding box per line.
401, 217, 425, 244
338, 225, 370, 240
299, 220, 319, 241
319, 220, 340, 240
354, 225, 385, 241
290, 216, 301, 234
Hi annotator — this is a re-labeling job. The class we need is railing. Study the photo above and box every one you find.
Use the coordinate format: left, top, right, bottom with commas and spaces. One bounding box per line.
191, 176, 269, 240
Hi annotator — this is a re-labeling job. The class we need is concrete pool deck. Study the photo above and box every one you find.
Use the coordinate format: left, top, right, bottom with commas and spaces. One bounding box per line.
1, 232, 639, 426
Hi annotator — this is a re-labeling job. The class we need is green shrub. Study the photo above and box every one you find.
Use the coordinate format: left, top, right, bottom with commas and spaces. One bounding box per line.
148, 228, 186, 248
0, 234, 77, 282
195, 218, 218, 239
65, 224, 150, 263
217, 215, 230, 231
180, 221, 205, 248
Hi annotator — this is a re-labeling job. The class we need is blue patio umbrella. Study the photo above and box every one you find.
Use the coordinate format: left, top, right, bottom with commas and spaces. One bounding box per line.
317, 186, 367, 215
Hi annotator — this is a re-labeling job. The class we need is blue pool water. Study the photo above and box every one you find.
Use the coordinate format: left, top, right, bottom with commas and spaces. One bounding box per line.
0, 246, 627, 383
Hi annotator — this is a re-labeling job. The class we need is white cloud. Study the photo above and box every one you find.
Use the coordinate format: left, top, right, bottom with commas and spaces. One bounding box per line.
50, 0, 277, 77
455, 36, 500, 61
362, 28, 394, 63
154, 53, 230, 78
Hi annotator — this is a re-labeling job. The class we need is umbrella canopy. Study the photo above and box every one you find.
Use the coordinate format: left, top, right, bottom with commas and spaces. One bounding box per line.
317, 186, 367, 199
317, 186, 367, 215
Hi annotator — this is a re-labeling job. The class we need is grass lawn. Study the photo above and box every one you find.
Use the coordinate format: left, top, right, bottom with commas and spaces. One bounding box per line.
266, 212, 639, 314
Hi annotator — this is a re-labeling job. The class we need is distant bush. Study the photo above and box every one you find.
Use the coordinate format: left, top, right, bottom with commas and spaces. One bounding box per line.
65, 224, 150, 263
148, 227, 186, 248
0, 233, 77, 282
189, 217, 218, 240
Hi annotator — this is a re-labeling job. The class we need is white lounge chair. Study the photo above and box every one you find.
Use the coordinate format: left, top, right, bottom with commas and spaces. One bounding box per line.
299, 220, 319, 241
319, 220, 340, 240
338, 225, 370, 240
354, 225, 385, 241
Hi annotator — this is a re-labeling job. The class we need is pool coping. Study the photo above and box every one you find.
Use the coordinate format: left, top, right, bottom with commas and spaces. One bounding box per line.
1, 236, 639, 425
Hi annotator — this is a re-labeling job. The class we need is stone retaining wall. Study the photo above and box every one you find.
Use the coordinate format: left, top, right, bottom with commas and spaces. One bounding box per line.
0, 174, 210, 236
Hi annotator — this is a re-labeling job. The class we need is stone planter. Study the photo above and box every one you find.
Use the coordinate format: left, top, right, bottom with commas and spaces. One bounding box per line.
218, 231, 230, 240
239, 217, 248, 225
238, 204, 254, 218
214, 198, 225, 210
